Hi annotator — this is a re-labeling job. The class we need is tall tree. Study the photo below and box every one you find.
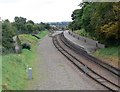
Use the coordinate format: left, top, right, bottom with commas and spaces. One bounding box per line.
69, 2, 119, 46
2, 19, 16, 52
14, 16, 27, 34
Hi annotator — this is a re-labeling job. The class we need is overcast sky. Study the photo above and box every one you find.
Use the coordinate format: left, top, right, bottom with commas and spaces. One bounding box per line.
0, 0, 82, 23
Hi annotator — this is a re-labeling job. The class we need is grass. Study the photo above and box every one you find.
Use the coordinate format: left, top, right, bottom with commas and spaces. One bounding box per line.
74, 29, 93, 39
74, 29, 88, 37
0, 55, 2, 92
74, 29, 96, 40
92, 46, 119, 67
38, 30, 49, 38
2, 30, 48, 90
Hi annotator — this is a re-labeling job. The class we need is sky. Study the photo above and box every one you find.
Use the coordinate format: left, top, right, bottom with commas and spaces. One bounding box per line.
0, 0, 82, 23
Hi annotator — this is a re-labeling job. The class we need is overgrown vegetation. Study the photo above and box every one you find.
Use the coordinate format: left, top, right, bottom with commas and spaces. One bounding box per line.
2, 17, 51, 54
0, 55, 2, 91
69, 2, 119, 65
92, 46, 119, 67
37, 30, 49, 38
69, 2, 120, 46
2, 20, 16, 54
2, 15, 49, 90
2, 30, 48, 90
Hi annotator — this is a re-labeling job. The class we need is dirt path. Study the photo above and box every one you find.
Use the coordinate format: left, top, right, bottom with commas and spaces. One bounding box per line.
27, 35, 106, 90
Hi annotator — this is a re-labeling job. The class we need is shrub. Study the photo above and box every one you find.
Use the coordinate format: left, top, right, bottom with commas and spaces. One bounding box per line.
22, 43, 31, 50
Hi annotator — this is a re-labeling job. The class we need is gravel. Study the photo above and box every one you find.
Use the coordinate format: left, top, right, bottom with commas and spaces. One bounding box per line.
27, 34, 106, 90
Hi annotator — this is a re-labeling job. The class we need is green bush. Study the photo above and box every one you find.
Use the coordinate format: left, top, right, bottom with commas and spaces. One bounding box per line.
2, 20, 16, 54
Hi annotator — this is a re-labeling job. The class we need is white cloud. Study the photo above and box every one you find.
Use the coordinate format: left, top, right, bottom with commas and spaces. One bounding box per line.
0, 0, 18, 3
0, 0, 82, 22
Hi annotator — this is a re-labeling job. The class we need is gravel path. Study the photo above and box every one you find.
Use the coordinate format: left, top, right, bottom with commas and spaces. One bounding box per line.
27, 34, 106, 90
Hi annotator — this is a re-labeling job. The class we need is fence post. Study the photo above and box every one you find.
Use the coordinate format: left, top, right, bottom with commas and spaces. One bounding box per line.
28, 68, 32, 80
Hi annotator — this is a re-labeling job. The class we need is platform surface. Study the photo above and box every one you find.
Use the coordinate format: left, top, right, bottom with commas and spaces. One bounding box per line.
64, 30, 105, 53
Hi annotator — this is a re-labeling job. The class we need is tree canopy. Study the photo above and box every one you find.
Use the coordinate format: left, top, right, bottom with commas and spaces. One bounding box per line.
69, 2, 120, 46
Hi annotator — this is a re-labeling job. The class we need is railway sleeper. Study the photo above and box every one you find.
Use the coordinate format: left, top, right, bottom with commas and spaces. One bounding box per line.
53, 35, 119, 91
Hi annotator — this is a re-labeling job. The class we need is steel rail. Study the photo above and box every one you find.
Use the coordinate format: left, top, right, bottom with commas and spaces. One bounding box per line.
52, 34, 119, 92
61, 33, 120, 77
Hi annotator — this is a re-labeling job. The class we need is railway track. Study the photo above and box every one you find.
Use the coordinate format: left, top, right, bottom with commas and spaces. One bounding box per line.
52, 33, 120, 92
61, 32, 120, 77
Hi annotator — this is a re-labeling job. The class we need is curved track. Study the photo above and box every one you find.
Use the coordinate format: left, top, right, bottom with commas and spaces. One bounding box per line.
64, 32, 120, 77
52, 33, 120, 92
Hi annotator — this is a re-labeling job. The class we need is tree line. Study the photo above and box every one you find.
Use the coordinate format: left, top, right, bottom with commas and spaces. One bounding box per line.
69, 2, 120, 46
2, 16, 51, 53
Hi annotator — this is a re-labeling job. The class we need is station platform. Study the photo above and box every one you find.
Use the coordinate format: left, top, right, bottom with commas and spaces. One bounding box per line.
63, 30, 105, 53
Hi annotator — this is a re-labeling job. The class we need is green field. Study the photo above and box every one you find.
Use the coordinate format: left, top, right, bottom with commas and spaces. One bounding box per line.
2, 30, 48, 90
